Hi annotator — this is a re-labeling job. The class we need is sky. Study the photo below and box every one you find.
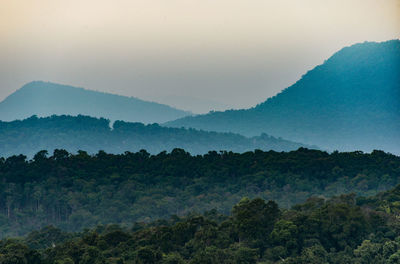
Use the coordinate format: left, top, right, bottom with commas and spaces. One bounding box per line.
0, 0, 399, 113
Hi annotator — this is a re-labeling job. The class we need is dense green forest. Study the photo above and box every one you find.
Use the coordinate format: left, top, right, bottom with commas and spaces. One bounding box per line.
166, 40, 400, 154
0, 115, 309, 157
0, 148, 399, 239
0, 81, 190, 124
3, 184, 400, 263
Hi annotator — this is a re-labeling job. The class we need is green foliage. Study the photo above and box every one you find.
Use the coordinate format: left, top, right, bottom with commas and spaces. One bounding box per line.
232, 198, 279, 244
161, 252, 184, 264
0, 148, 399, 238
270, 220, 298, 255
300, 245, 328, 264
1, 186, 400, 263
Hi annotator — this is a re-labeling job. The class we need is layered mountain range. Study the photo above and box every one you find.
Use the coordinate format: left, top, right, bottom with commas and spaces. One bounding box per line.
0, 40, 398, 154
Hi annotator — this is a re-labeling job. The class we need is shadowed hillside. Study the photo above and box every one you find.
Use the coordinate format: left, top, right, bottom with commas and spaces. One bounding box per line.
166, 40, 400, 154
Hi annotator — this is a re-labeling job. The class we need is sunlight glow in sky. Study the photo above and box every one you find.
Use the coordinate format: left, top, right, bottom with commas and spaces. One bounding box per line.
1, 0, 399, 113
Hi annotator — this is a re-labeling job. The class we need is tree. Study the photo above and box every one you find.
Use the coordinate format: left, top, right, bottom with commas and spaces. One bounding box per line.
232, 198, 279, 245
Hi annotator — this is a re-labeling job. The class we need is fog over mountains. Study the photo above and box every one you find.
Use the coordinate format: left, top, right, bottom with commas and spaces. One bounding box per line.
166, 40, 400, 154
0, 115, 311, 158
0, 40, 398, 154
0, 81, 190, 124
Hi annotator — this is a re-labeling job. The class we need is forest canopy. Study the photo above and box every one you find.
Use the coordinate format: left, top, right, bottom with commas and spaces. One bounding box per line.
0, 148, 399, 239
2, 184, 400, 263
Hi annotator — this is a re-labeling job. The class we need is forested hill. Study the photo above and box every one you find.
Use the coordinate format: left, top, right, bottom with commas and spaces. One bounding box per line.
0, 81, 190, 123
0, 115, 309, 157
166, 40, 400, 154
3, 167, 400, 263
0, 148, 399, 238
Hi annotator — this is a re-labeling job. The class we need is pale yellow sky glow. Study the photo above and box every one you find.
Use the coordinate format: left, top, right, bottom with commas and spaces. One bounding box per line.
1, 0, 399, 112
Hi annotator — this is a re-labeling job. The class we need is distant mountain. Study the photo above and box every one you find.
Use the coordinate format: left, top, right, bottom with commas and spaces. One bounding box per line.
166, 40, 400, 154
0, 81, 190, 124
0, 115, 312, 157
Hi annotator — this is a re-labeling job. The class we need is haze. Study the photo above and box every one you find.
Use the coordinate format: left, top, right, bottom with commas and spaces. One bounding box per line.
1, 0, 399, 113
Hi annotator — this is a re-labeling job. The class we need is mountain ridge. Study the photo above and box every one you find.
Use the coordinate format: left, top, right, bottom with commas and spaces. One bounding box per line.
0, 115, 313, 158
0, 81, 191, 124
165, 40, 400, 154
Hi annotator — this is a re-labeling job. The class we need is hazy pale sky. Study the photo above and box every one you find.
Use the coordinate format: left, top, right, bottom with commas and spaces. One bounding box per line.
1, 0, 399, 113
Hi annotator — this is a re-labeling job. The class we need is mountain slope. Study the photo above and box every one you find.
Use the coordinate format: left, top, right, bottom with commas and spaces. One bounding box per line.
166, 40, 400, 153
0, 115, 311, 157
0, 81, 190, 124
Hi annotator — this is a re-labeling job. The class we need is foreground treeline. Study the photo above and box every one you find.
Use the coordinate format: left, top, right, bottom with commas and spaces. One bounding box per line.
0, 115, 308, 157
3, 185, 400, 263
0, 148, 399, 238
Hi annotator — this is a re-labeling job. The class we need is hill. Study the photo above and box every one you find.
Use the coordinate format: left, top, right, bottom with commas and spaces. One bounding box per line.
0, 115, 309, 157
0, 81, 190, 124
0, 148, 398, 238
166, 40, 400, 154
